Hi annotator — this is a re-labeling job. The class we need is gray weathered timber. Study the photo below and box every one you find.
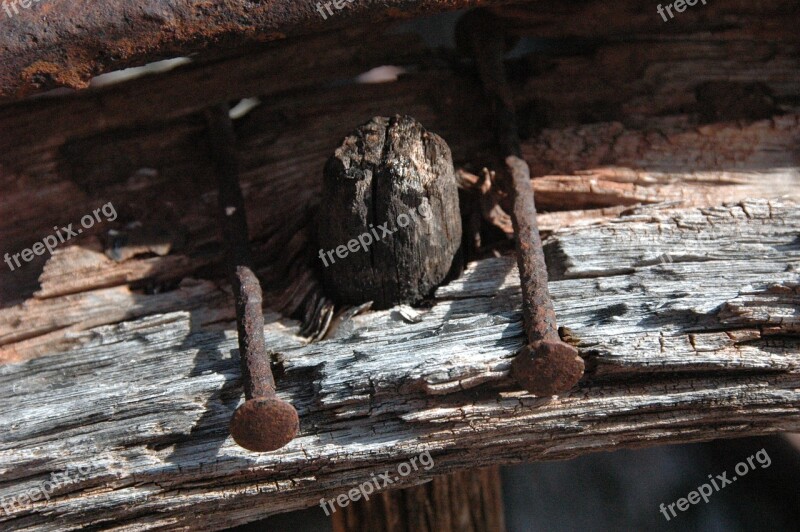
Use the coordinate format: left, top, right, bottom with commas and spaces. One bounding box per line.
0, 199, 798, 531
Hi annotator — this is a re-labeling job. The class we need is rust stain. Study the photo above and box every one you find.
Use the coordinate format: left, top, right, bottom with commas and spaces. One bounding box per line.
0, 0, 512, 99
20, 61, 89, 92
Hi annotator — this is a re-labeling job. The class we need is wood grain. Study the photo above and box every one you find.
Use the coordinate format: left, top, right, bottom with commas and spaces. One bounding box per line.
0, 2, 798, 528
332, 467, 505, 532
0, 199, 797, 530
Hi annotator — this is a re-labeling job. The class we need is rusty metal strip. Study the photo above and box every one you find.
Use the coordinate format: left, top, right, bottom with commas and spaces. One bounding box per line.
0, 0, 512, 99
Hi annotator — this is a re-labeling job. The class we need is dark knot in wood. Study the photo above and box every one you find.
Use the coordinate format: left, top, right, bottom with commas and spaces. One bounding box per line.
317, 115, 462, 310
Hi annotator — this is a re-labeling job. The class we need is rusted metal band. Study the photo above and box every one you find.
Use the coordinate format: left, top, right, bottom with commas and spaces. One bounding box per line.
0, 0, 513, 99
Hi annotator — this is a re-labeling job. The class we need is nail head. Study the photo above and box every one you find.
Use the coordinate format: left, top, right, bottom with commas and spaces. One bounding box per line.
512, 340, 584, 396
230, 397, 299, 452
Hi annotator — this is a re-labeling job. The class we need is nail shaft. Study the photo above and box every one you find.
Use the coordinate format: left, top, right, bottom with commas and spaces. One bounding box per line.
458, 10, 585, 395
206, 104, 299, 451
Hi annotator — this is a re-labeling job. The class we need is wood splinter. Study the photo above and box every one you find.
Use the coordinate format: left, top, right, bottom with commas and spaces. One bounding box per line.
457, 9, 585, 396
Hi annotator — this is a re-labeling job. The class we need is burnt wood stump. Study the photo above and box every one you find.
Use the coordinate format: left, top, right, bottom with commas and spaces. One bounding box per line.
317, 115, 462, 309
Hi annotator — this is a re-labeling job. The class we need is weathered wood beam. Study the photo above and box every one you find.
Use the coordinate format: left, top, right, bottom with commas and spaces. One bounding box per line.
0, 199, 797, 530
2, 0, 799, 161
2, 112, 797, 361
0, 29, 428, 158
0, 0, 512, 99
495, 0, 800, 41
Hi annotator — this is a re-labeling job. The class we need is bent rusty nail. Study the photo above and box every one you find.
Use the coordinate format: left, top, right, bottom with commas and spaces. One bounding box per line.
205, 104, 299, 451
457, 9, 585, 396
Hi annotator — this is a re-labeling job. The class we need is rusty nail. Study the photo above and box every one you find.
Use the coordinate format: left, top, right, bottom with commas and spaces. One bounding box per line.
457, 10, 585, 396
205, 104, 299, 452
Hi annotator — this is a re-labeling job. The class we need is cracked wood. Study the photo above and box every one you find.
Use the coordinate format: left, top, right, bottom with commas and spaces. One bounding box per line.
0, 199, 797, 530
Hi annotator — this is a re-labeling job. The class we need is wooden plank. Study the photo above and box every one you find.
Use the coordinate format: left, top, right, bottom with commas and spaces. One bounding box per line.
2, 110, 797, 359
0, 199, 797, 530
495, 0, 800, 41
2, 0, 799, 169
0, 30, 427, 157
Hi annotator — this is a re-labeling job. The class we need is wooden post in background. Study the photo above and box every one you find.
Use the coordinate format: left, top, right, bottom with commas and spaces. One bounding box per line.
332, 467, 506, 532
